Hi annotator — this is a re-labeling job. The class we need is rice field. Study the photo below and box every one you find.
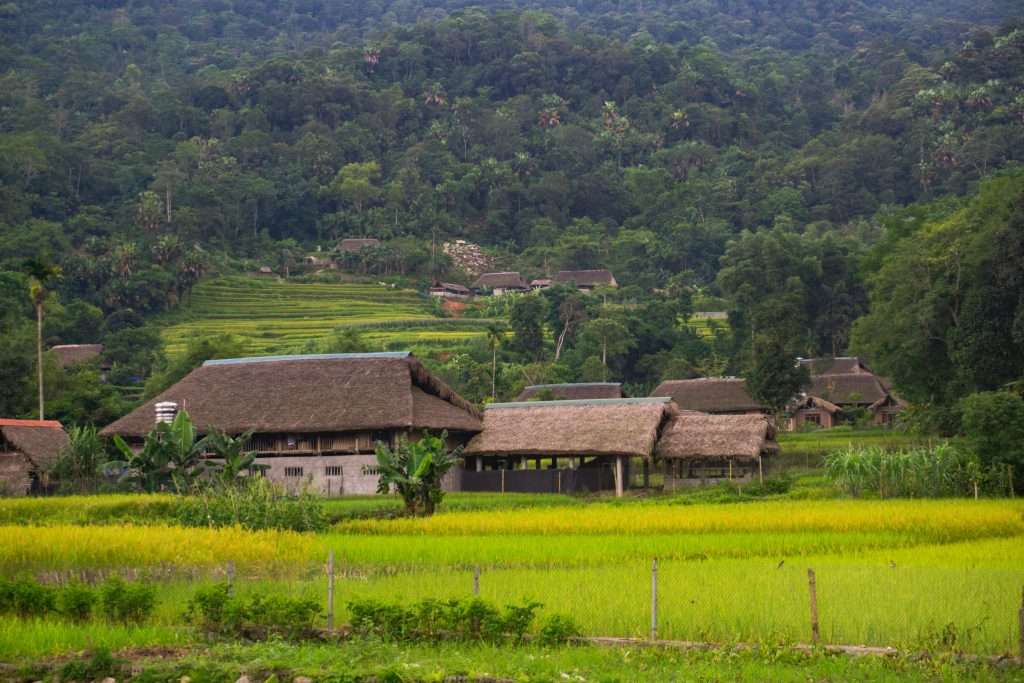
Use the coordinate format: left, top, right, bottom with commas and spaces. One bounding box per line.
1, 496, 1023, 662
160, 276, 494, 357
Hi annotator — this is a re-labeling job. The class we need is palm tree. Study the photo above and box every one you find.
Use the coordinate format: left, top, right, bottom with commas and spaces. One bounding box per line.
23, 259, 62, 420
485, 323, 505, 401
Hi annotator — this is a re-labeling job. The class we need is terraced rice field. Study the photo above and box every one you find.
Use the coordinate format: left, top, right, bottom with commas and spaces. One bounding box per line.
685, 312, 731, 341
160, 276, 494, 357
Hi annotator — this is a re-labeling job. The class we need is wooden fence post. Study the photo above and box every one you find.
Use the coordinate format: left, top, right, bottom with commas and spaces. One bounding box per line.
326, 550, 335, 630
1018, 585, 1024, 663
226, 561, 235, 590
501, 468, 505, 494
650, 558, 658, 641
758, 455, 763, 485
473, 566, 481, 596
807, 568, 820, 645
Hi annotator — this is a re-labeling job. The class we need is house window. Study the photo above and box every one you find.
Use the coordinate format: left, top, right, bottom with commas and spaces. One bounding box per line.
805, 413, 821, 426
371, 431, 392, 448
284, 466, 304, 478
286, 435, 298, 449
362, 465, 382, 477
325, 465, 342, 477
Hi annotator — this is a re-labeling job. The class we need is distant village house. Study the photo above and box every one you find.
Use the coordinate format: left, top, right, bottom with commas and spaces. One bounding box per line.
338, 238, 381, 254
517, 382, 623, 401
550, 269, 618, 292
649, 378, 769, 415
789, 356, 905, 429
429, 281, 472, 300
471, 272, 530, 296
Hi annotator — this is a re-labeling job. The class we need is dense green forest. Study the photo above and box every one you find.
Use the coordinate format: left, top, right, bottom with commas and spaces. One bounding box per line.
1, 1, 1022, 435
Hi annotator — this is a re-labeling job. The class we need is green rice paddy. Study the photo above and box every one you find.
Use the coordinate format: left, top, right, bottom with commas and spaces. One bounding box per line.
160, 276, 495, 357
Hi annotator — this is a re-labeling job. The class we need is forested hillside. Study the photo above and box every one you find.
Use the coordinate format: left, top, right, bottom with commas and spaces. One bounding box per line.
1, 1, 1022, 428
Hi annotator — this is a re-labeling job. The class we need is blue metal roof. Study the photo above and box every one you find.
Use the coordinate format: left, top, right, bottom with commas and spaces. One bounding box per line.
203, 352, 411, 367
486, 397, 670, 409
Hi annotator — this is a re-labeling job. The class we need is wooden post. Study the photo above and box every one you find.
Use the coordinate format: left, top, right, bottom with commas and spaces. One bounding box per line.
556, 470, 562, 494
1009, 465, 1015, 499
473, 566, 480, 596
326, 550, 335, 630
475, 456, 482, 472
728, 459, 733, 481
226, 561, 235, 590
807, 568, 820, 645
615, 456, 624, 498
758, 455, 763, 485
650, 558, 658, 641
642, 459, 650, 489
1018, 585, 1024, 663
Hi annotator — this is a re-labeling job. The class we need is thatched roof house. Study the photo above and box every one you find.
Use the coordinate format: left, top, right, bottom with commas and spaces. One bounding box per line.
339, 238, 381, 253
656, 412, 777, 462
552, 269, 618, 291
0, 419, 69, 496
787, 395, 842, 430
808, 374, 888, 407
798, 356, 872, 376
650, 378, 767, 414
471, 272, 529, 295
429, 281, 472, 299
50, 344, 105, 369
465, 397, 672, 459
517, 382, 623, 401
102, 352, 481, 439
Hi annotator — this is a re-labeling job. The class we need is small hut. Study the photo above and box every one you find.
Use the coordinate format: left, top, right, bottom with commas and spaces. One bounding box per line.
471, 272, 529, 296
0, 419, 69, 496
787, 395, 841, 430
429, 281, 472, 300
655, 412, 777, 489
516, 382, 623, 401
50, 344, 104, 369
463, 397, 673, 496
552, 269, 618, 292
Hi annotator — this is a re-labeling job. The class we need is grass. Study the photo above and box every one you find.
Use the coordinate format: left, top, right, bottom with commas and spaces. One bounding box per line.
159, 276, 493, 357
16, 641, 1023, 682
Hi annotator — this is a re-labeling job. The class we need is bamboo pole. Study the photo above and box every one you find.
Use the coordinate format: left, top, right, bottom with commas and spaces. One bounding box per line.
808, 568, 820, 645
650, 558, 658, 641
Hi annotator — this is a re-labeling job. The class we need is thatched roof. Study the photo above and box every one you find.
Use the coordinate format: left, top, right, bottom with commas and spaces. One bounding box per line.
809, 373, 888, 406
339, 238, 381, 253
0, 419, 68, 470
798, 356, 871, 376
101, 353, 482, 438
792, 395, 842, 414
50, 344, 105, 369
431, 281, 471, 294
553, 269, 617, 287
472, 272, 529, 290
650, 378, 767, 413
655, 412, 776, 462
517, 383, 623, 401
465, 397, 673, 458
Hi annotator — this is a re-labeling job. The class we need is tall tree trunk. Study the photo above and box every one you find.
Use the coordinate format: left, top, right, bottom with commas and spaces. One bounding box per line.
36, 303, 44, 420
602, 337, 608, 381
491, 346, 497, 400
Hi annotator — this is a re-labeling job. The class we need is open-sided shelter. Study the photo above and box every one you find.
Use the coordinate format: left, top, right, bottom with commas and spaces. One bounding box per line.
463, 397, 674, 496
101, 352, 482, 496
655, 412, 777, 488
0, 419, 68, 496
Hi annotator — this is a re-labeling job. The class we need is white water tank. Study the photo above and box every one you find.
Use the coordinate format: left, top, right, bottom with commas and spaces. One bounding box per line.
155, 401, 178, 424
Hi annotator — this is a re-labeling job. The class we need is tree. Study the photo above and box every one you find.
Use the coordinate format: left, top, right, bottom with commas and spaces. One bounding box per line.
374, 432, 461, 516
579, 317, 635, 381
744, 342, 810, 416
959, 391, 1024, 493
23, 259, 61, 420
485, 323, 505, 400
326, 162, 382, 214
509, 295, 546, 360
199, 428, 256, 486
53, 425, 107, 493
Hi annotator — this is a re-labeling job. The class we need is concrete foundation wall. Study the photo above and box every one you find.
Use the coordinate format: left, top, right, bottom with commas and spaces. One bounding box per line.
254, 454, 380, 496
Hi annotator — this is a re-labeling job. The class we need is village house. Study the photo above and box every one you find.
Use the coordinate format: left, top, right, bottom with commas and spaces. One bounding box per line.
791, 356, 905, 428
100, 352, 482, 496
428, 281, 472, 300
655, 411, 777, 489
649, 377, 769, 415
529, 278, 552, 290
471, 272, 530, 296
551, 269, 618, 292
516, 382, 624, 401
0, 419, 68, 496
50, 344, 111, 381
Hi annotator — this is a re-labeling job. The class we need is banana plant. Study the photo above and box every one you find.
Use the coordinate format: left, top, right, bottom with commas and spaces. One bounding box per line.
107, 411, 206, 493
374, 431, 461, 516
199, 428, 256, 486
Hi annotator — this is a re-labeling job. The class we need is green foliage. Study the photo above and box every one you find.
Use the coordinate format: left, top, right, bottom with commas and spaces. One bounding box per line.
537, 613, 583, 646
58, 648, 124, 683
58, 582, 97, 623
347, 597, 544, 643
744, 344, 810, 415
109, 410, 205, 493
374, 432, 461, 516
825, 444, 995, 498
0, 577, 57, 618
99, 576, 156, 624
959, 391, 1024, 492
176, 477, 327, 532
53, 425, 108, 493
187, 584, 320, 641
198, 428, 256, 487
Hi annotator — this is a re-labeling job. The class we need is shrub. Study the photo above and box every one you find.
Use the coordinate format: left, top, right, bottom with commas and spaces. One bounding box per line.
825, 444, 994, 498
347, 597, 543, 643
0, 577, 57, 618
537, 614, 582, 646
58, 648, 124, 682
959, 391, 1024, 494
177, 477, 326, 532
186, 584, 320, 641
59, 582, 97, 622
100, 577, 156, 624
